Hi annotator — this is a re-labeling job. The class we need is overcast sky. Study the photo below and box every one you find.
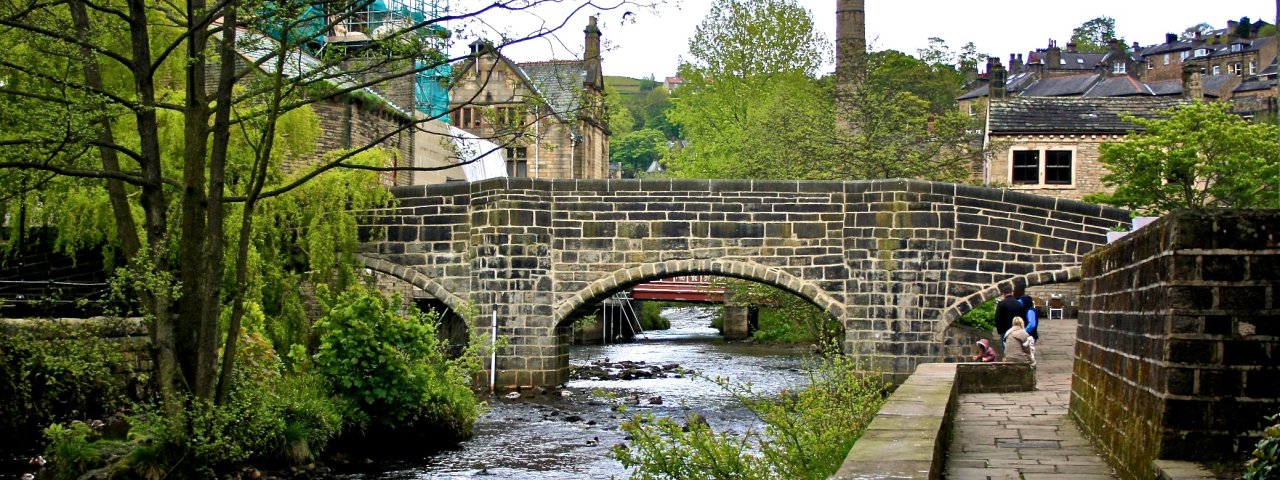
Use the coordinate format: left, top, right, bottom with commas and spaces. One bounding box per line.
447, 0, 1276, 79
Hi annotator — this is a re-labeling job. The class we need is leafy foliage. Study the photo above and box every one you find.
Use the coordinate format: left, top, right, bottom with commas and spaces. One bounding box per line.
1086, 102, 1280, 214
0, 320, 131, 435
1070, 17, 1122, 53
956, 298, 997, 331
613, 354, 887, 479
1246, 412, 1280, 479
611, 128, 668, 175
313, 285, 483, 438
639, 301, 672, 330
665, 0, 981, 182
724, 280, 842, 352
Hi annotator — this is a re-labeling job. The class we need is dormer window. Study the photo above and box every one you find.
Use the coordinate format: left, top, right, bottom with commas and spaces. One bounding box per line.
1113, 62, 1126, 74
1195, 48, 1211, 57
1230, 44, 1243, 52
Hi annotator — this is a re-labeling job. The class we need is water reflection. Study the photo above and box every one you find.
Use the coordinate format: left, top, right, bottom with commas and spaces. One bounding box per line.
337, 306, 809, 479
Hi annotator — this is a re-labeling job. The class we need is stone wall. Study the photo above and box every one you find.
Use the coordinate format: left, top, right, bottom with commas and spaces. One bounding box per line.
0, 317, 151, 378
1071, 210, 1280, 479
359, 178, 1127, 388
988, 133, 1124, 202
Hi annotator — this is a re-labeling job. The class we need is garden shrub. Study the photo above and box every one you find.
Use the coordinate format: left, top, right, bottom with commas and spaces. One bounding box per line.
1246, 412, 1280, 480
639, 301, 671, 330
0, 320, 130, 436
313, 285, 483, 441
957, 298, 996, 332
614, 354, 887, 479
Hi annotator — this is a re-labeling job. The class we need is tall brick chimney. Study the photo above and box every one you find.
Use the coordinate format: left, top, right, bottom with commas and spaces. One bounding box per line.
1010, 53, 1024, 74
835, 0, 866, 91
583, 16, 603, 90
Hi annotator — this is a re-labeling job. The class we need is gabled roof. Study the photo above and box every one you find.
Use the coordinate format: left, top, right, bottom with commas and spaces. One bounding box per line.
955, 72, 1036, 100
1142, 40, 1195, 56
1020, 73, 1100, 96
988, 97, 1187, 134
1084, 76, 1149, 97
518, 60, 587, 121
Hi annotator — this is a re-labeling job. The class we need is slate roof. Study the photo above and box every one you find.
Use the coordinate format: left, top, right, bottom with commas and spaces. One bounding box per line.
1057, 52, 1107, 70
1020, 74, 1100, 96
956, 72, 1036, 100
1235, 79, 1276, 93
1145, 79, 1183, 96
988, 97, 1187, 134
1084, 76, 1149, 97
517, 60, 587, 121
1203, 74, 1241, 97
1142, 40, 1195, 56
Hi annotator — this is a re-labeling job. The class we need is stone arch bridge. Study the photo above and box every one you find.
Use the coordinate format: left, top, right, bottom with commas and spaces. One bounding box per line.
357, 178, 1128, 387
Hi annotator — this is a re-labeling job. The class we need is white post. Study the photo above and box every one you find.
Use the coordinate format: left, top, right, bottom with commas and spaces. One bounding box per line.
489, 310, 498, 394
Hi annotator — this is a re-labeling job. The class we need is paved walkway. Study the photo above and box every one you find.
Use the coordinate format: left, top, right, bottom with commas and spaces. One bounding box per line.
944, 318, 1117, 479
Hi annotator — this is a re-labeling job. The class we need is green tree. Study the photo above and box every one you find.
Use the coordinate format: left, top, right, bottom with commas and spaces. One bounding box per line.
1070, 16, 1122, 53
1087, 102, 1280, 214
610, 128, 666, 174
0, 0, 649, 455
604, 84, 635, 134
1237, 16, 1254, 38
1181, 22, 1214, 41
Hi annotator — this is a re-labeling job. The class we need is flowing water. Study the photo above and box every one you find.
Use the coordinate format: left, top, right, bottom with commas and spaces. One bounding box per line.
334, 306, 811, 479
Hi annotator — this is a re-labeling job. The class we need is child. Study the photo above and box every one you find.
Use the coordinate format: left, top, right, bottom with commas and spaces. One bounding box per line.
972, 338, 997, 362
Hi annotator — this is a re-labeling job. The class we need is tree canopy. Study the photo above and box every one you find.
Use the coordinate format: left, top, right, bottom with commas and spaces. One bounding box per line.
1087, 102, 1280, 214
664, 0, 980, 182
1070, 16, 1122, 53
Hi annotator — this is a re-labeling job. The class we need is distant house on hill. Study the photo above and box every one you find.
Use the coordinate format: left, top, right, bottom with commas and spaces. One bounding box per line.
448, 16, 610, 179
984, 97, 1187, 201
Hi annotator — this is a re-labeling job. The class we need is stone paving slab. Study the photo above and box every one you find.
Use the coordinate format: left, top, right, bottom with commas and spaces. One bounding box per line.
943, 319, 1118, 479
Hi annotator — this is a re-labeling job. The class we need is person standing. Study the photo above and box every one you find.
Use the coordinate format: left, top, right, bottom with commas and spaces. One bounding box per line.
994, 287, 1025, 348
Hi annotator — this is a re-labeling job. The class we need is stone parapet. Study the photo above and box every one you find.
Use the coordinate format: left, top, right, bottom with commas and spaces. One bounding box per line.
1071, 210, 1280, 479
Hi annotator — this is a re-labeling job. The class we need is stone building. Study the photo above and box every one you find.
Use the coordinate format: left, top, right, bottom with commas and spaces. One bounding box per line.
984, 96, 1186, 201
448, 17, 610, 179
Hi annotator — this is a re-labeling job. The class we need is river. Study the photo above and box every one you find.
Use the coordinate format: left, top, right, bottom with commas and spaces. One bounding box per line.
333, 306, 811, 479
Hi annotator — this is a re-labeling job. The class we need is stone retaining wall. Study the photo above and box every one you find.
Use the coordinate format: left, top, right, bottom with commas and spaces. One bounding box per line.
1071, 210, 1280, 479
0, 317, 151, 376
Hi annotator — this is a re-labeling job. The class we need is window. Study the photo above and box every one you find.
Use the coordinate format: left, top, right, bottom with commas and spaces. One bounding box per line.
1164, 53, 1170, 65
1044, 150, 1073, 185
450, 106, 484, 129
1231, 63, 1242, 75
1250, 60, 1257, 75
505, 147, 528, 177
1011, 150, 1039, 184
1180, 50, 1191, 61
1212, 65, 1220, 75
496, 106, 522, 128
1230, 44, 1243, 52
1112, 62, 1126, 74
1195, 48, 1210, 57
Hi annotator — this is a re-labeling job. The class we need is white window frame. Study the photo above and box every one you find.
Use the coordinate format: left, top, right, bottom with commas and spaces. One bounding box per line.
1164, 53, 1170, 65
1007, 146, 1077, 188
1212, 65, 1221, 75
1232, 63, 1242, 75
1180, 50, 1191, 61
1113, 62, 1127, 74
1250, 61, 1257, 75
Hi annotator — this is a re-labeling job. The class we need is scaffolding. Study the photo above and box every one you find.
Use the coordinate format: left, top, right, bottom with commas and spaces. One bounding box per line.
324, 0, 453, 119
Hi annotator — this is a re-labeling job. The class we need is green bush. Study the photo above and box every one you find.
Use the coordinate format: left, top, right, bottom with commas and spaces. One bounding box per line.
313, 285, 483, 440
614, 354, 887, 479
638, 301, 671, 330
1246, 412, 1280, 479
957, 298, 997, 332
0, 320, 131, 435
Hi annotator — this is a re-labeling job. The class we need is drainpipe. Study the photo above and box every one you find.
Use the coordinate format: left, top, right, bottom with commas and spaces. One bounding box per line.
533, 115, 540, 178
489, 310, 498, 394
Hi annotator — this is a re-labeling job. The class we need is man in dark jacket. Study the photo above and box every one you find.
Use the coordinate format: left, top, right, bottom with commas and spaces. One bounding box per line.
994, 286, 1025, 348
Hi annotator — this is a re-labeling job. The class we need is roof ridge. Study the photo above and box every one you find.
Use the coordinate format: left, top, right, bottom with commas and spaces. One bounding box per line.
519, 59, 582, 66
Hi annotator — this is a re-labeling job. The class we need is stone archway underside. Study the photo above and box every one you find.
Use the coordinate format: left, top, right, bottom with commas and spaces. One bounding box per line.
359, 178, 1128, 387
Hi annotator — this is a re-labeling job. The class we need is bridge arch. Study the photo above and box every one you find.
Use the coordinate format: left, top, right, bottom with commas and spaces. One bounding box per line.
553, 259, 846, 325
934, 267, 1082, 338
357, 254, 470, 316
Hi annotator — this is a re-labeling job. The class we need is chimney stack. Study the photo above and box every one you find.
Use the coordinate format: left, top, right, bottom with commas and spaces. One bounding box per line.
836, 0, 867, 92
990, 57, 1007, 100
583, 16, 603, 90
1046, 41, 1062, 69
1182, 66, 1203, 100
1166, 33, 1178, 44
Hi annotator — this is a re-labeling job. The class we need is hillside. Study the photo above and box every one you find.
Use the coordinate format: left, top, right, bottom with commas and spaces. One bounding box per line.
606, 75, 660, 101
